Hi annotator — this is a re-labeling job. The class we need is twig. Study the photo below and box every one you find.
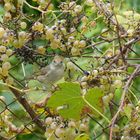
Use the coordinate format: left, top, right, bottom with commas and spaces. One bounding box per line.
92, 0, 126, 33
106, 37, 140, 69
9, 87, 46, 132
109, 65, 140, 140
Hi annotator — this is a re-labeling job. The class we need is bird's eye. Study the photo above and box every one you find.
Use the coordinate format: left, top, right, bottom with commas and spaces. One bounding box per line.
53, 60, 56, 63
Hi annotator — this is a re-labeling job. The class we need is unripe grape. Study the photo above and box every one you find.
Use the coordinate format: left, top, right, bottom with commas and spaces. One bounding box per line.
2, 62, 11, 70
73, 40, 79, 47
50, 42, 59, 49
92, 70, 98, 77
4, 2, 12, 11
127, 29, 133, 36
68, 36, 75, 43
45, 117, 53, 125
0, 45, 6, 53
108, 93, 113, 99
79, 123, 87, 132
20, 22, 27, 29
86, 0, 94, 6
69, 1, 76, 8
55, 128, 65, 137
50, 122, 57, 130
81, 25, 87, 32
18, 31, 26, 40
2, 69, 8, 76
46, 28, 54, 40
79, 40, 86, 48
81, 76, 88, 82
90, 21, 96, 27
118, 59, 123, 66
81, 16, 88, 23
6, 49, 13, 56
37, 46, 46, 54
74, 5, 82, 14
0, 27, 5, 38
53, 38, 61, 45
5, 77, 13, 85
4, 12, 11, 20
61, 27, 66, 34
71, 47, 80, 56
113, 80, 123, 88
81, 82, 88, 88
106, 50, 113, 57
32, 22, 43, 32
68, 121, 76, 128
1, 54, 8, 62
115, 50, 120, 55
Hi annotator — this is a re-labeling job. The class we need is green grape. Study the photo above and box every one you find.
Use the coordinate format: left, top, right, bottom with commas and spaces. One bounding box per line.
0, 46, 6, 53
2, 62, 11, 70
71, 47, 80, 56
68, 121, 76, 128
20, 22, 27, 29
45, 117, 53, 125
50, 122, 57, 130
1, 54, 9, 62
55, 127, 65, 138
6, 49, 13, 56
86, 0, 94, 6
79, 40, 86, 48
79, 123, 87, 132
4, 12, 11, 20
0, 27, 5, 38
4, 2, 12, 11
74, 5, 82, 14
5, 77, 14, 85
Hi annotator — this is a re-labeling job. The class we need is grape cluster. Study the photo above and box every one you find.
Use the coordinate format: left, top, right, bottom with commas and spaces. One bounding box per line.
0, 107, 25, 138
120, 103, 140, 140
0, 28, 13, 83
80, 68, 125, 106
45, 116, 89, 139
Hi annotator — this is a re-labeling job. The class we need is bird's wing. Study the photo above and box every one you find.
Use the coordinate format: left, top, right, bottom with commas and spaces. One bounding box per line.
35, 65, 51, 76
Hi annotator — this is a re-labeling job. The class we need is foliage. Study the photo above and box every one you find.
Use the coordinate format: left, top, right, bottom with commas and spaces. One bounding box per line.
0, 0, 140, 140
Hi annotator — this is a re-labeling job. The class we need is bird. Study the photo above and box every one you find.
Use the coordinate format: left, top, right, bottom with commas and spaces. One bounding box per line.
36, 55, 65, 87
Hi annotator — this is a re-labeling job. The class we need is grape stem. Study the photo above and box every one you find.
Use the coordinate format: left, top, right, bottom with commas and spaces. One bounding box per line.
82, 95, 110, 123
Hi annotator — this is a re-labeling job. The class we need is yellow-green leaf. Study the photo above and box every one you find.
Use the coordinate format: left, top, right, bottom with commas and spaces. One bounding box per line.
85, 87, 104, 117
47, 82, 84, 119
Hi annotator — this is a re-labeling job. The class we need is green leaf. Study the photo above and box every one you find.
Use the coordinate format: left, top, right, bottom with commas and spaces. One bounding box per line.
75, 133, 90, 140
47, 82, 84, 119
85, 87, 104, 117
114, 88, 122, 104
